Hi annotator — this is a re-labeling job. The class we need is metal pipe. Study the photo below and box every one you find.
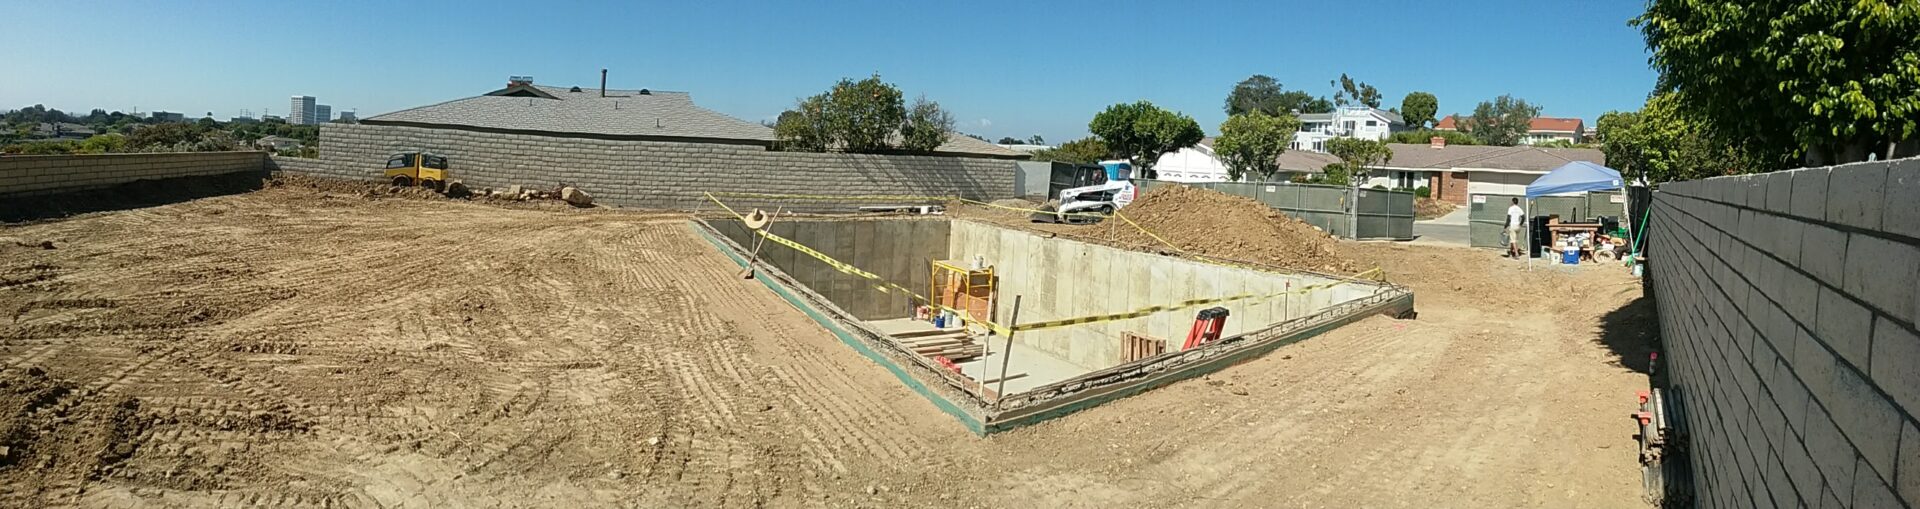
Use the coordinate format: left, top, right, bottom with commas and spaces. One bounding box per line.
600, 69, 608, 97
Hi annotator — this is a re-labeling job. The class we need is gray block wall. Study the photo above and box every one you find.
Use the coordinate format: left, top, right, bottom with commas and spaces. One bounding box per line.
273, 123, 1017, 209
0, 151, 266, 197
1648, 157, 1920, 508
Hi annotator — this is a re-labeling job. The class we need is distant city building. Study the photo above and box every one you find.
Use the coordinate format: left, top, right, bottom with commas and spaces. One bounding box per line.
149, 111, 186, 122
228, 116, 259, 124
336, 111, 357, 122
315, 104, 332, 123
262, 115, 286, 123
289, 95, 317, 125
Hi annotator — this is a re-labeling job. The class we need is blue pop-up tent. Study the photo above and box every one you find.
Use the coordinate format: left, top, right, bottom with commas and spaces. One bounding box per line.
1523, 161, 1624, 269
1527, 161, 1623, 198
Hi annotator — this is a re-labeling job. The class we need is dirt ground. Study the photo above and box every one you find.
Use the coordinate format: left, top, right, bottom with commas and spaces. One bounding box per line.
1, 182, 1658, 508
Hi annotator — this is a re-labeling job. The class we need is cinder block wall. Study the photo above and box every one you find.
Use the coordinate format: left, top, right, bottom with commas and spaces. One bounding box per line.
1648, 157, 1919, 508
271, 123, 1017, 209
0, 151, 266, 197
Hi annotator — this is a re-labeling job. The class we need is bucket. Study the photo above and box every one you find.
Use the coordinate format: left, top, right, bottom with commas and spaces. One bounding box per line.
933, 313, 946, 328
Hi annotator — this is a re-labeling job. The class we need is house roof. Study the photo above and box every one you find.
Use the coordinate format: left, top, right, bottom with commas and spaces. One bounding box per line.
364, 84, 1021, 158
1381, 143, 1603, 173
1434, 115, 1586, 133
366, 85, 776, 142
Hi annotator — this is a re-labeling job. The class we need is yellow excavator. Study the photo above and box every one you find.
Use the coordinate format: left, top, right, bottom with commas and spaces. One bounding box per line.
383, 152, 450, 191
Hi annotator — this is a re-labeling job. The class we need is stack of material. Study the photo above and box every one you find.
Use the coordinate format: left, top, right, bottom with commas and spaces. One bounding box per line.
893, 328, 984, 361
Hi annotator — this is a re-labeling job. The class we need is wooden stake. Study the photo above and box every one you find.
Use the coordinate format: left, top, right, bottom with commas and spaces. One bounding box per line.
995, 295, 1023, 407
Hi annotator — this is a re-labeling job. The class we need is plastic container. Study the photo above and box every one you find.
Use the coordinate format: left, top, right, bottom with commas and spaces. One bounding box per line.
933, 313, 947, 328
1562, 248, 1580, 264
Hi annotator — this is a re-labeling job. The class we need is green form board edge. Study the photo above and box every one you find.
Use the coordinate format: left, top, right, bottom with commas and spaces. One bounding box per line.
688, 222, 988, 435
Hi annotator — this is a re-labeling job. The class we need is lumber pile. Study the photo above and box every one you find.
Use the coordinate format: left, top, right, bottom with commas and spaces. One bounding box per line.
893, 328, 984, 361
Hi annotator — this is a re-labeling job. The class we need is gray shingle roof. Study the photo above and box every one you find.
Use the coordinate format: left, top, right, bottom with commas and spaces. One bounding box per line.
366, 85, 775, 142
365, 85, 1023, 158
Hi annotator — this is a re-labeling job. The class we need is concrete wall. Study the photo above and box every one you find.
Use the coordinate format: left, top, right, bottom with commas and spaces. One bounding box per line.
273, 123, 1017, 209
0, 151, 266, 197
1648, 158, 1919, 509
710, 217, 949, 321
950, 220, 1373, 370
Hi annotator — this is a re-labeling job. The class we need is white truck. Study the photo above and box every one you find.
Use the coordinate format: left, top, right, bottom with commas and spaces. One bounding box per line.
1032, 161, 1136, 224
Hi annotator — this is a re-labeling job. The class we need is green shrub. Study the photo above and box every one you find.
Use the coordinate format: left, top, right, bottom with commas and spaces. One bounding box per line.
1414, 186, 1431, 198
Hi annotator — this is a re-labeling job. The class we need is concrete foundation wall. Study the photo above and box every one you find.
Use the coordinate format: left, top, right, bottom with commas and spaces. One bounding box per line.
949, 220, 1369, 370
1648, 157, 1919, 509
712, 217, 949, 321
0, 151, 266, 197
272, 123, 1017, 209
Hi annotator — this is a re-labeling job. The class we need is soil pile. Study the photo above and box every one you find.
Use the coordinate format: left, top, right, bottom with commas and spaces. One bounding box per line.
1113, 185, 1358, 273
1415, 198, 1457, 220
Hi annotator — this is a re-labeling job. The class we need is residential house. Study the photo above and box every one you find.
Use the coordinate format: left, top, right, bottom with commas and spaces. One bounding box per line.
1434, 116, 1588, 145
1152, 138, 1332, 183
254, 135, 302, 152
1292, 106, 1405, 153
32, 122, 95, 140
994, 143, 1053, 154
1373, 137, 1604, 203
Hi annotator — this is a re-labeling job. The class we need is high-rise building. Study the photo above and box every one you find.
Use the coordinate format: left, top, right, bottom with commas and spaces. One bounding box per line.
315, 105, 332, 123
289, 95, 316, 125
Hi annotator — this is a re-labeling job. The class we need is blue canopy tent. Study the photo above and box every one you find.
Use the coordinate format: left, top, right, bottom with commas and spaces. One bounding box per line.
1524, 161, 1624, 269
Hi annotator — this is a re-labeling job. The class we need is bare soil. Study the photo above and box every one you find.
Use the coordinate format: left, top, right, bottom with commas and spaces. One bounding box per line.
1416, 197, 1459, 220
0, 180, 1656, 508
953, 185, 1360, 274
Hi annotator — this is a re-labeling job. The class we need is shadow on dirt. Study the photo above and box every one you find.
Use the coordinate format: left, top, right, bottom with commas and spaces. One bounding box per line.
1, 171, 265, 224
1596, 285, 1660, 376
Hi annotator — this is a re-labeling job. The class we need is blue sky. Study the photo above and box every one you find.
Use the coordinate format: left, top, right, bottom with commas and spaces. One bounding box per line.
1, 0, 1656, 142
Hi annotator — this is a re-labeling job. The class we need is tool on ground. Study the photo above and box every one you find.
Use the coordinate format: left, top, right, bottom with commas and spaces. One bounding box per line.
738, 207, 780, 279
1181, 307, 1230, 350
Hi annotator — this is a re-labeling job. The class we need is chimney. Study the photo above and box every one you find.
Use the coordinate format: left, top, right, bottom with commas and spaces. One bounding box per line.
600, 69, 608, 98
508, 75, 533, 87
1430, 136, 1447, 149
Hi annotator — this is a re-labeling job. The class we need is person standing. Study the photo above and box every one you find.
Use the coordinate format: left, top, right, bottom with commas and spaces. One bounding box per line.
1506, 198, 1526, 258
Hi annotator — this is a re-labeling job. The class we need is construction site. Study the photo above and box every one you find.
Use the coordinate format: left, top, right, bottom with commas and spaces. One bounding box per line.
0, 167, 1663, 508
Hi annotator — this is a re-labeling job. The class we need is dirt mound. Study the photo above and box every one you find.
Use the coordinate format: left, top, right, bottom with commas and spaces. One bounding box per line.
1415, 198, 1457, 220
1110, 186, 1358, 273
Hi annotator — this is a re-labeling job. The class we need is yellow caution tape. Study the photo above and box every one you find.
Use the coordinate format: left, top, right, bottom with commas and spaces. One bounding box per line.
706, 192, 1393, 337
707, 193, 1013, 336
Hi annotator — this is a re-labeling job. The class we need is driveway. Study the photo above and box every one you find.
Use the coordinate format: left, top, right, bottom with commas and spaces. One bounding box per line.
1411, 206, 1471, 247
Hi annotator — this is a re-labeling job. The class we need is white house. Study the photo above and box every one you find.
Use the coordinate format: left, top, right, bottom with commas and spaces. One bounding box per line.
1151, 140, 1231, 182
1292, 106, 1406, 153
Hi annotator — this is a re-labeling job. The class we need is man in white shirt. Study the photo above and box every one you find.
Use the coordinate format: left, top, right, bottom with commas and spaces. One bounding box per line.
1506, 198, 1526, 258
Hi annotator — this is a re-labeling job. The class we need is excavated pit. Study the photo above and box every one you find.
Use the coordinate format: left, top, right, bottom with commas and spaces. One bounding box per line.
694, 215, 1414, 434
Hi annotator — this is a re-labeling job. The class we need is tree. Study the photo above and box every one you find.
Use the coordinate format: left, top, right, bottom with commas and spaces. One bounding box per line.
1027, 134, 1044, 145
1458, 95, 1540, 146
1325, 137, 1394, 186
1088, 101, 1204, 179
1597, 92, 1747, 183
74, 133, 127, 154
1399, 92, 1438, 129
825, 75, 905, 153
1213, 112, 1300, 182
1387, 129, 1480, 146
772, 74, 958, 154
996, 136, 1021, 144
1225, 75, 1334, 116
1635, 0, 1919, 166
772, 98, 830, 152
1332, 74, 1382, 108
1030, 137, 1109, 164
900, 95, 954, 152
